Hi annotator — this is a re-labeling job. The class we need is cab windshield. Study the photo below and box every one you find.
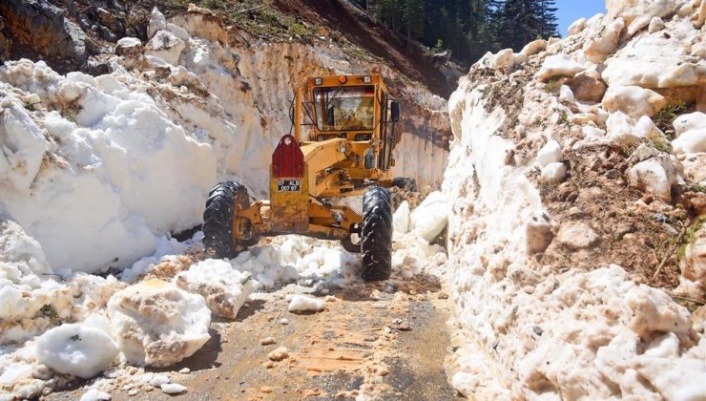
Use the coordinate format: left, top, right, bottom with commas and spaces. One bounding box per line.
313, 86, 375, 131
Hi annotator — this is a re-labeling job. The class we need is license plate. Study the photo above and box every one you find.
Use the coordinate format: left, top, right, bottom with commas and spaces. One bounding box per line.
277, 179, 301, 192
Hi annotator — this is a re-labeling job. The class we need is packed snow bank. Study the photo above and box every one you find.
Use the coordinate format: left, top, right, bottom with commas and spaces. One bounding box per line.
443, 0, 706, 399
0, 60, 216, 273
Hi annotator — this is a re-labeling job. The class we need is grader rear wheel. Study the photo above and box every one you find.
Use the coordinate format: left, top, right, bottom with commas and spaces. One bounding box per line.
392, 177, 418, 192
361, 186, 392, 281
202, 181, 256, 259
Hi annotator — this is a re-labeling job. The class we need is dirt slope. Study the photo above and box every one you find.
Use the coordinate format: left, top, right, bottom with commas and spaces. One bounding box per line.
272, 0, 455, 97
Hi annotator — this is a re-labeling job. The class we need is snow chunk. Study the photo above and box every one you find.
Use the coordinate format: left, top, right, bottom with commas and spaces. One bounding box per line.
581, 126, 606, 142
0, 98, 49, 193
80, 388, 112, 401
538, 54, 585, 82
520, 40, 547, 58
698, 0, 706, 28
612, 0, 679, 39
147, 7, 167, 40
410, 191, 450, 242
672, 112, 706, 155
583, 17, 624, 63
145, 31, 186, 66
107, 279, 211, 367
288, 295, 327, 314
392, 201, 411, 234
525, 215, 554, 255
602, 18, 705, 88
161, 383, 187, 395
556, 221, 600, 251
35, 323, 119, 379
149, 374, 170, 387
635, 357, 706, 400
627, 156, 677, 203
606, 112, 643, 147
175, 259, 253, 319
673, 129, 706, 155
268, 346, 289, 361
648, 17, 666, 33
624, 285, 691, 339
559, 85, 575, 103
536, 140, 562, 167
478, 49, 523, 70
674, 112, 706, 136
568, 18, 587, 36
602, 85, 666, 118
0, 214, 51, 280
540, 162, 567, 185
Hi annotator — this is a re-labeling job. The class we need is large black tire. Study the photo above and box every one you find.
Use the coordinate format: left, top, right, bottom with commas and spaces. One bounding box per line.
361, 186, 392, 281
202, 181, 254, 259
392, 177, 418, 192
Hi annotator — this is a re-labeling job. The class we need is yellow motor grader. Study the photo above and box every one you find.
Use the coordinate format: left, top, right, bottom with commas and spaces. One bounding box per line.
202, 74, 415, 281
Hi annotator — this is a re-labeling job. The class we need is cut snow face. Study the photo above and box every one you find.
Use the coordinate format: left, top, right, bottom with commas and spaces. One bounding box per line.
443, 0, 706, 399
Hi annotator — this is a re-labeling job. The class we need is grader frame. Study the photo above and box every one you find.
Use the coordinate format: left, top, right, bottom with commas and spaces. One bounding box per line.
203, 75, 406, 281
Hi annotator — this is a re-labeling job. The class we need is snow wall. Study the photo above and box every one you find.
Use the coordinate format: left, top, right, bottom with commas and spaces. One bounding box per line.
0, 9, 448, 274
442, 0, 706, 399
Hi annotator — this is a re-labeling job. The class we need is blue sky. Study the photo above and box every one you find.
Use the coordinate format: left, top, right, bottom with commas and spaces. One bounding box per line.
554, 0, 607, 36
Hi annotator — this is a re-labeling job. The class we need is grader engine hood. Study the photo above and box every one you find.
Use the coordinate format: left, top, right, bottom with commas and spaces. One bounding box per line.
270, 134, 309, 233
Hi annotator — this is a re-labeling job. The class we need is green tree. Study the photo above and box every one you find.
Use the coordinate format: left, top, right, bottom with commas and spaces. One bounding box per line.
496, 0, 559, 50
354, 0, 559, 66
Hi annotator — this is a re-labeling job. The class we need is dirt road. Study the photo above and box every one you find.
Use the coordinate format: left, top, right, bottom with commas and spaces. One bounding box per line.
44, 274, 461, 401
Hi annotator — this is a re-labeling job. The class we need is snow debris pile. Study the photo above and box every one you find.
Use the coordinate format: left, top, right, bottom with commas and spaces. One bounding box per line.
444, 0, 706, 399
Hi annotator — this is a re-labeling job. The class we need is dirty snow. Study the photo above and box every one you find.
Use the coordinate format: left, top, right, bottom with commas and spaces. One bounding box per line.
444, 0, 706, 399
287, 294, 328, 313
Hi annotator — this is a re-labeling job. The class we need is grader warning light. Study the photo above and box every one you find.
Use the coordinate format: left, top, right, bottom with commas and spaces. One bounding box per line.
202, 75, 415, 281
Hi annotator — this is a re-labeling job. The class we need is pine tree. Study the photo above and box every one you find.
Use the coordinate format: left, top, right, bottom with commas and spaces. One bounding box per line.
496, 0, 560, 51
537, 0, 559, 38
401, 0, 425, 41
355, 0, 559, 66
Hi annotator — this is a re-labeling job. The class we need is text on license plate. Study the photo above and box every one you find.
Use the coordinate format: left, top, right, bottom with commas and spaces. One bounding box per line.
277, 179, 301, 192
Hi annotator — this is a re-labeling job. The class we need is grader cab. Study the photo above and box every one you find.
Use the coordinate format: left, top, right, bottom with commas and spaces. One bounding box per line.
202, 75, 412, 281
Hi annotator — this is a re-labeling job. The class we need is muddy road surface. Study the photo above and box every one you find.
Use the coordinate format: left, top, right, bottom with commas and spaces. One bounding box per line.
44, 275, 461, 401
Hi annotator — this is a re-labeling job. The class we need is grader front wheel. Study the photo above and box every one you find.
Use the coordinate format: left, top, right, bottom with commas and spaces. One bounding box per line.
361, 186, 392, 281
202, 181, 255, 259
